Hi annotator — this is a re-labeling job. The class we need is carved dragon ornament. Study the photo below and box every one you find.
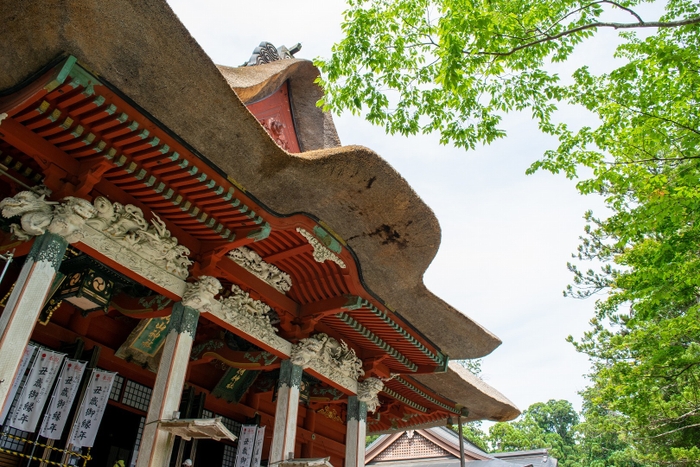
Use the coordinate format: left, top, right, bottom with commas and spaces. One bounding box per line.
0, 191, 193, 279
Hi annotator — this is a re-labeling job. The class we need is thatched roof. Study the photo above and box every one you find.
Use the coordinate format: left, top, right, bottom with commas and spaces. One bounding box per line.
0, 0, 518, 420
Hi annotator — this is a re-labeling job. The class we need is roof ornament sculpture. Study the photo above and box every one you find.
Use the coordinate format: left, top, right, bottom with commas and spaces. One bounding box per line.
85, 196, 193, 279
0, 190, 95, 243
290, 333, 365, 381
0, 191, 193, 278
358, 377, 385, 413
182, 276, 222, 311
296, 228, 346, 268
227, 246, 292, 293
219, 284, 279, 341
246, 41, 302, 66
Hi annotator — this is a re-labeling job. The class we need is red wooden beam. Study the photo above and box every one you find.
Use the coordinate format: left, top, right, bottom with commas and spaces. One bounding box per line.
297, 294, 363, 321
0, 116, 78, 175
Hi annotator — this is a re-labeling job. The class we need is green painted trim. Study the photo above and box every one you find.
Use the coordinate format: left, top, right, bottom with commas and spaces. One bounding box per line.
336, 312, 417, 372
170, 302, 199, 336
381, 387, 427, 413
347, 396, 367, 422
278, 359, 303, 390
27, 233, 68, 271
313, 225, 342, 254
244, 351, 278, 366
67, 63, 99, 92
360, 299, 446, 366
395, 377, 459, 414
247, 223, 271, 241
342, 295, 364, 311
37, 60, 279, 278
51, 56, 78, 89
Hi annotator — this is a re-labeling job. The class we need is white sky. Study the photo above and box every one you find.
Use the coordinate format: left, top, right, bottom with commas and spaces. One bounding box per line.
164, 0, 621, 417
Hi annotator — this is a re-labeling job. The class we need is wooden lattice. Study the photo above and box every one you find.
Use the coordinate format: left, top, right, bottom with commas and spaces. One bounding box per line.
373, 431, 450, 461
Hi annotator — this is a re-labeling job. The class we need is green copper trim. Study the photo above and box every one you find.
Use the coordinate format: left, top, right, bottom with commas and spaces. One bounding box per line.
52, 56, 78, 88
313, 226, 342, 254
395, 376, 459, 414
336, 312, 417, 372
170, 302, 199, 337
359, 298, 446, 367
247, 223, 271, 241
278, 359, 303, 390
27, 233, 68, 271
342, 295, 364, 311
347, 396, 367, 422
381, 387, 428, 413
34, 56, 269, 246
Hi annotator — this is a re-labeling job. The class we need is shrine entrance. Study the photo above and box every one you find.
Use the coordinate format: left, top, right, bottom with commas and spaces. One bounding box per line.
89, 405, 142, 467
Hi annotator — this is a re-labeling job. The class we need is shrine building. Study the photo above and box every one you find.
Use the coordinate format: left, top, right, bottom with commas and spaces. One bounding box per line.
0, 2, 519, 467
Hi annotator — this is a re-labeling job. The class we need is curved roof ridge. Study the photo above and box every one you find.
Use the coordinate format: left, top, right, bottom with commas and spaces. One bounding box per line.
0, 0, 501, 361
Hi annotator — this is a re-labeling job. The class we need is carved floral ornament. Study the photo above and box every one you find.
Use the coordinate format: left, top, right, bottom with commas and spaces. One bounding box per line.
358, 377, 384, 414
317, 405, 343, 423
227, 246, 292, 293
182, 276, 280, 343
296, 228, 346, 268
290, 333, 365, 382
0, 190, 192, 279
259, 118, 291, 152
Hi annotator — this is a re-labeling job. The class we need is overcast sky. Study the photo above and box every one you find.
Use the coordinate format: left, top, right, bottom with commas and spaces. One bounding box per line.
165, 0, 619, 417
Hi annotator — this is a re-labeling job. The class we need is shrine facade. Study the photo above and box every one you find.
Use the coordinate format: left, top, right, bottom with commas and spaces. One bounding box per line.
0, 2, 519, 467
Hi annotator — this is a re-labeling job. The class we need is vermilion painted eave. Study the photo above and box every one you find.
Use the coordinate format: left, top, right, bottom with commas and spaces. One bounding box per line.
0, 58, 447, 375
0, 0, 502, 363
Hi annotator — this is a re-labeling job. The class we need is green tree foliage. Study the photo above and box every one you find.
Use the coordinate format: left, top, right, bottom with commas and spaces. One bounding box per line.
487, 400, 642, 466
320, 0, 700, 464
448, 420, 489, 451
489, 400, 579, 465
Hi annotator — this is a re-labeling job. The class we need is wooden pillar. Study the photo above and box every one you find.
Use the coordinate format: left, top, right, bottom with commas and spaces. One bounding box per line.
270, 360, 303, 463
136, 303, 199, 467
0, 233, 67, 415
458, 414, 466, 467
345, 396, 367, 467
301, 407, 317, 458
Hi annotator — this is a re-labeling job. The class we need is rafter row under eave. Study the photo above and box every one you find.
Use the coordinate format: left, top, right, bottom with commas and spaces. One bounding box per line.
0, 55, 449, 376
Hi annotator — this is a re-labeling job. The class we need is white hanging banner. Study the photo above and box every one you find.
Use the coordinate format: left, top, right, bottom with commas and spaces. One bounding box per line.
39, 359, 87, 439
250, 426, 265, 467
8, 349, 65, 432
0, 344, 38, 425
234, 424, 257, 467
68, 369, 116, 448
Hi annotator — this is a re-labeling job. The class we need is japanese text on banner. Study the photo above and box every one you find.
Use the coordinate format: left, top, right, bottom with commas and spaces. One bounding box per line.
68, 369, 116, 448
250, 426, 265, 467
234, 424, 257, 467
40, 359, 87, 439
8, 349, 65, 433
0, 344, 37, 425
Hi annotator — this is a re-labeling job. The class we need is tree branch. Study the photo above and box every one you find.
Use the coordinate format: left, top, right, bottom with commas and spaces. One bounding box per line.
644, 421, 700, 439
478, 16, 700, 57
602, 0, 644, 22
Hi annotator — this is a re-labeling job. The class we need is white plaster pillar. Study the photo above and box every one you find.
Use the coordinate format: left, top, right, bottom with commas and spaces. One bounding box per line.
344, 396, 367, 467
136, 303, 199, 467
0, 233, 68, 415
270, 359, 303, 463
